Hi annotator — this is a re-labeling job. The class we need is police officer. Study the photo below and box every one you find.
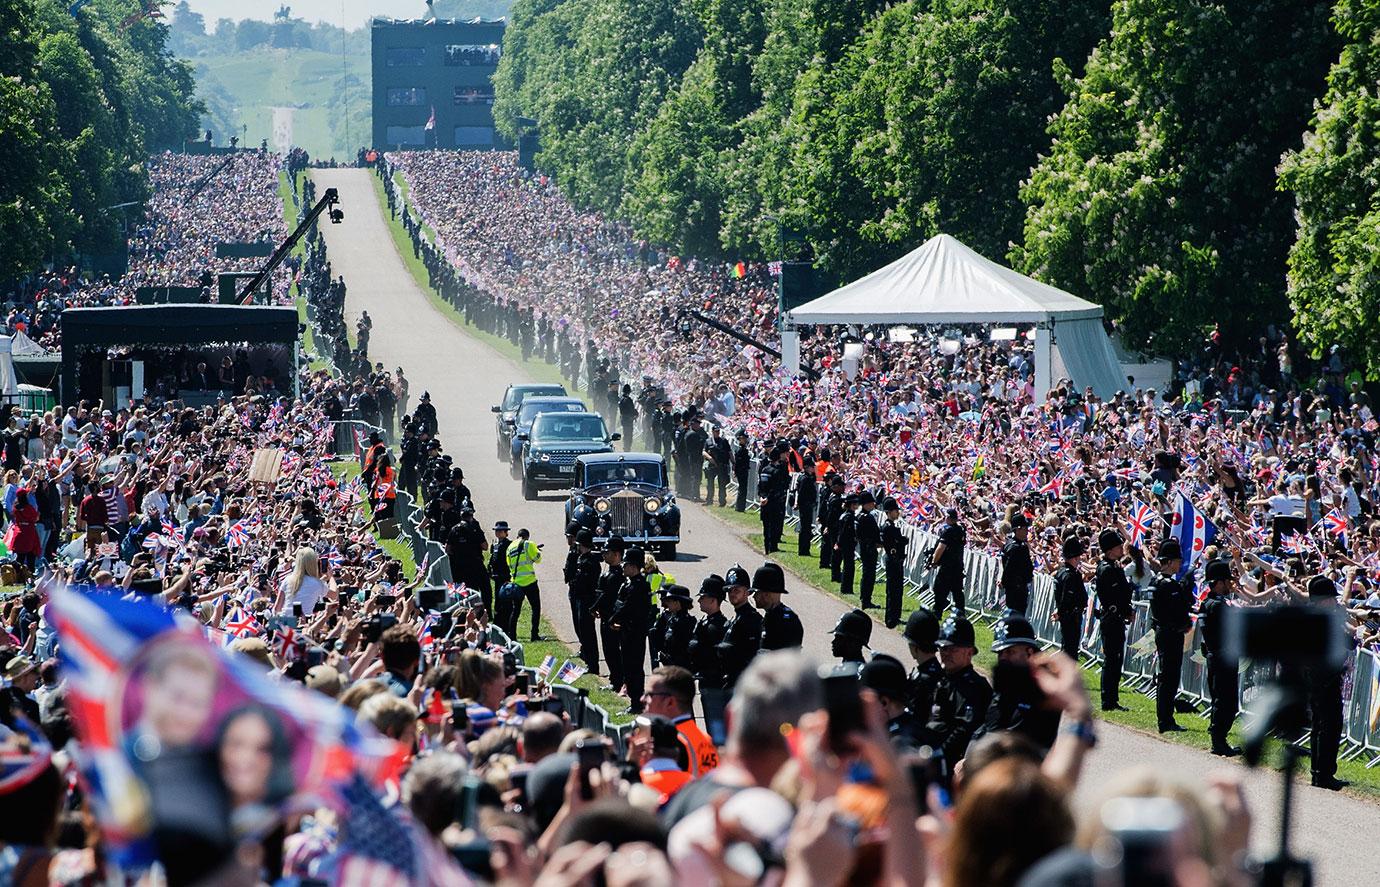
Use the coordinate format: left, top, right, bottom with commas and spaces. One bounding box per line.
488, 520, 512, 597
1149, 538, 1192, 733
594, 537, 627, 693
688, 574, 728, 690
880, 497, 909, 628
1094, 528, 1134, 711
1000, 514, 1034, 614
610, 547, 654, 714
861, 654, 932, 753
732, 430, 751, 512
758, 446, 789, 553
413, 390, 437, 436
754, 562, 802, 650
1199, 559, 1239, 756
568, 529, 603, 675
1052, 537, 1088, 660
618, 384, 638, 451
704, 425, 732, 508
929, 508, 967, 616
683, 415, 706, 501
446, 506, 491, 611
903, 608, 944, 718
717, 565, 763, 692
835, 493, 859, 595
1304, 574, 1348, 790
820, 474, 845, 575
855, 491, 880, 609
927, 617, 993, 766
976, 614, 1060, 750
794, 460, 818, 557
830, 608, 872, 665
654, 585, 695, 669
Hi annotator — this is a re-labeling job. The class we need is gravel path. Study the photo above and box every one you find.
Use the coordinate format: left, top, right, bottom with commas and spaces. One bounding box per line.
313, 168, 1376, 881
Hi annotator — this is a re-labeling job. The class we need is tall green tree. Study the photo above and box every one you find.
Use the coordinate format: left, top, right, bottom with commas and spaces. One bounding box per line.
623, 0, 767, 255
1012, 0, 1335, 353
494, 0, 700, 213
1279, 0, 1380, 376
777, 0, 1109, 279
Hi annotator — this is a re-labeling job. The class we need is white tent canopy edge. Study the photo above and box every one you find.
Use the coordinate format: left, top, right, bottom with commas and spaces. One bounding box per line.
785, 233, 1126, 399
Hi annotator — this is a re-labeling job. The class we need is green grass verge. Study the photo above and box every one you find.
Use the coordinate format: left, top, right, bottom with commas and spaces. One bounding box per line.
703, 499, 1380, 796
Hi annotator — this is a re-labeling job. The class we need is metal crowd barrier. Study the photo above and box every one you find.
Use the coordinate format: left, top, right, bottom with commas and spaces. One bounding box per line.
523, 666, 629, 755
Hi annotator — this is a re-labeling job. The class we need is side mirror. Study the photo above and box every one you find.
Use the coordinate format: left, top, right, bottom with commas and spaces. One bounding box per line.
609, 432, 622, 442
490, 405, 501, 413
516, 433, 529, 441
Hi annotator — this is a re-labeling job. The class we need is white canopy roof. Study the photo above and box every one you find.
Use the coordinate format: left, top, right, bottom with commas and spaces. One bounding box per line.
8, 329, 47, 357
787, 233, 1104, 325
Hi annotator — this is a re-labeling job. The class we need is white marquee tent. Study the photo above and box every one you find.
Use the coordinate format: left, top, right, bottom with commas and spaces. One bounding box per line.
786, 233, 1126, 399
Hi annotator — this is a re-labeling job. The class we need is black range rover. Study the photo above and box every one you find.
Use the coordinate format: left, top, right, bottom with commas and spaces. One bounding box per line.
518, 411, 619, 500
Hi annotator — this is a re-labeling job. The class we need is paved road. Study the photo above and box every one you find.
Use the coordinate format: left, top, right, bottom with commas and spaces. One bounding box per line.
313, 168, 1374, 881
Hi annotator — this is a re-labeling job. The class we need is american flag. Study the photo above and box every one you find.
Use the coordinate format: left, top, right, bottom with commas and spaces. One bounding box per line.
335, 776, 419, 886
536, 654, 558, 679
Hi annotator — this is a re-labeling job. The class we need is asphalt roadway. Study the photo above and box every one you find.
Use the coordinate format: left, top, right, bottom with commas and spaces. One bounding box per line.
313, 168, 1376, 881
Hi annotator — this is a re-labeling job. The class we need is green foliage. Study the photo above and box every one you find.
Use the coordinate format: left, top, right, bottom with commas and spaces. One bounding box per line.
1013, 0, 1335, 353
494, 0, 702, 213
1, 0, 202, 282
1279, 0, 1380, 376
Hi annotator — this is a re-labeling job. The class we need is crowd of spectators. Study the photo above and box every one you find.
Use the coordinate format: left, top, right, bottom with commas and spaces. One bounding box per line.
388, 150, 1380, 656
3, 150, 292, 351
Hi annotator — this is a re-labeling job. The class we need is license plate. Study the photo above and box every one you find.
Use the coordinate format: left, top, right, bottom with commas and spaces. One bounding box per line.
558, 465, 574, 474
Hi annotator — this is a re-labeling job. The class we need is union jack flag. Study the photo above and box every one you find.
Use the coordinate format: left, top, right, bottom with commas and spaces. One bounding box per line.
1038, 472, 1066, 498
227, 521, 252, 548
161, 517, 178, 538
1281, 533, 1312, 556
225, 607, 259, 638
1124, 501, 1157, 548
274, 626, 301, 661
554, 659, 587, 684
1323, 508, 1349, 540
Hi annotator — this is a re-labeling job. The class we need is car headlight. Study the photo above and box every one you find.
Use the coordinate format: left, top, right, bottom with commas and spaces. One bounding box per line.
539, 453, 550, 462
643, 497, 661, 514
594, 498, 611, 514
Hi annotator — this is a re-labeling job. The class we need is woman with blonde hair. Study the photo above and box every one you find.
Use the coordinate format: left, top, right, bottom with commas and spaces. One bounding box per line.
276, 547, 327, 614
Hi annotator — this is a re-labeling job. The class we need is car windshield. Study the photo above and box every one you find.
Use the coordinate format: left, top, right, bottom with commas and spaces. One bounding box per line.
518, 399, 585, 426
584, 461, 664, 486
502, 385, 565, 410
532, 413, 608, 442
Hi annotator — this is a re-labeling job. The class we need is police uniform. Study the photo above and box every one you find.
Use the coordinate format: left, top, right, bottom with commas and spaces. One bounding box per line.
755, 563, 803, 650
835, 496, 859, 595
655, 586, 695, 669
688, 574, 728, 689
926, 617, 992, 766
1094, 528, 1133, 711
880, 498, 909, 628
861, 654, 936, 753
594, 537, 628, 691
855, 492, 880, 609
732, 433, 751, 512
1198, 559, 1238, 756
717, 565, 763, 691
758, 452, 789, 553
568, 529, 603, 675
930, 511, 967, 616
610, 547, 654, 713
1148, 539, 1193, 732
974, 615, 1060, 750
1000, 515, 1034, 615
903, 608, 944, 718
830, 608, 872, 665
1052, 537, 1088, 659
1304, 575, 1347, 789
819, 479, 845, 573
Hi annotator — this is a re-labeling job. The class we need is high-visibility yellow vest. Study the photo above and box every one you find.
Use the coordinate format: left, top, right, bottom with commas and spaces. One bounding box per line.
506, 540, 541, 586
648, 571, 675, 595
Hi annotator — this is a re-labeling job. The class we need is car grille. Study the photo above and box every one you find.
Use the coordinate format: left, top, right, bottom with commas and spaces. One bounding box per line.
546, 451, 580, 466
610, 490, 643, 536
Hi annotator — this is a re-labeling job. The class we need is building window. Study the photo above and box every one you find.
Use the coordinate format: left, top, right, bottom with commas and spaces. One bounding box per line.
387, 87, 426, 107
455, 126, 495, 147
385, 47, 426, 67
453, 85, 495, 105
385, 125, 427, 146
444, 44, 501, 66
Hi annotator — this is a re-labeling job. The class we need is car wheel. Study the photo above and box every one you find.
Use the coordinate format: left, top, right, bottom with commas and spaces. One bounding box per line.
523, 477, 537, 501
659, 543, 677, 561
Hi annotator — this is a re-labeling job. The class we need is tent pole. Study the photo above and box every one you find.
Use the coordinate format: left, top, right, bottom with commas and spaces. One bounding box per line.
1035, 322, 1052, 404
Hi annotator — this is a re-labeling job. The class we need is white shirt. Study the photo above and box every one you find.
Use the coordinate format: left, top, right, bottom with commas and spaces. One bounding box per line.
279, 574, 327, 614
1267, 494, 1305, 519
